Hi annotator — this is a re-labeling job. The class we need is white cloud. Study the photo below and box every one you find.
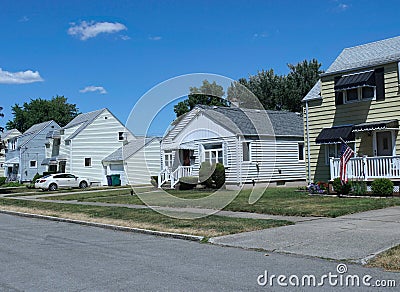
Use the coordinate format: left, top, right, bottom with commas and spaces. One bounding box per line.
120, 35, 131, 40
253, 32, 269, 39
148, 35, 162, 41
68, 21, 127, 40
338, 3, 349, 10
19, 16, 29, 22
79, 86, 107, 94
0, 68, 44, 84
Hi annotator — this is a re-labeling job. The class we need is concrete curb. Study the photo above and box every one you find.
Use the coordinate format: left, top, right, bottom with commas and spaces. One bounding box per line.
0, 209, 204, 242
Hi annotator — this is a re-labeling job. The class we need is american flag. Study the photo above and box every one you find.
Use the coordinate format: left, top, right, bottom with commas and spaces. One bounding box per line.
340, 142, 354, 184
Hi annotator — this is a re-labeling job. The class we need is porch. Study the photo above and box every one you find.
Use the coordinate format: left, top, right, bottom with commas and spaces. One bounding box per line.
330, 156, 400, 181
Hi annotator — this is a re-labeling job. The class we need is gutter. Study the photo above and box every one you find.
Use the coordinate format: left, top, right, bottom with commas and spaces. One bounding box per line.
305, 101, 311, 184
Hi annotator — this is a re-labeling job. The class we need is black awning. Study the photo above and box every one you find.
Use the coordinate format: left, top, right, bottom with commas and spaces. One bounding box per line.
316, 125, 355, 144
353, 120, 398, 132
334, 71, 375, 90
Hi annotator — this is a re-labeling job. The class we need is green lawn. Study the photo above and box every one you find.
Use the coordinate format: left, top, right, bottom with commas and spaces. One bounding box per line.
43, 187, 400, 218
0, 198, 291, 237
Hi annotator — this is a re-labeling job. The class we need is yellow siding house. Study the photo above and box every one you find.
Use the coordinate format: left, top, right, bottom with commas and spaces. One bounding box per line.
303, 36, 400, 183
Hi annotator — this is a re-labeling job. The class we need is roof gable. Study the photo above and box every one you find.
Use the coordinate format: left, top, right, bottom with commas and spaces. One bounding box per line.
164, 105, 303, 141
18, 120, 60, 147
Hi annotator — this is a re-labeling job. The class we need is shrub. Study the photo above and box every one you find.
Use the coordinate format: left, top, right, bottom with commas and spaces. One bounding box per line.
32, 173, 42, 182
199, 161, 214, 188
179, 176, 198, 190
333, 177, 351, 196
0, 177, 6, 186
371, 178, 393, 196
351, 181, 367, 196
212, 163, 225, 189
150, 176, 158, 187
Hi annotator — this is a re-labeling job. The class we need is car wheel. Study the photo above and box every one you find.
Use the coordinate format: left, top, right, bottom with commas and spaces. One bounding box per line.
48, 183, 58, 191
79, 181, 88, 189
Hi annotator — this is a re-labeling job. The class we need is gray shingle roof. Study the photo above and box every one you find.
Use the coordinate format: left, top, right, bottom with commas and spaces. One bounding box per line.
302, 80, 321, 102
324, 35, 400, 76
18, 121, 58, 147
0, 129, 21, 140
63, 108, 105, 140
103, 137, 161, 162
196, 105, 304, 137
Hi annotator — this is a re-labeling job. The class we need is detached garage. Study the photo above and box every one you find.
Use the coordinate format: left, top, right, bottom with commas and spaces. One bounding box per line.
102, 137, 161, 186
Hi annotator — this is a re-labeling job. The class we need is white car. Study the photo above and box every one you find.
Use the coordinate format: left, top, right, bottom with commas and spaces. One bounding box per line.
35, 173, 90, 191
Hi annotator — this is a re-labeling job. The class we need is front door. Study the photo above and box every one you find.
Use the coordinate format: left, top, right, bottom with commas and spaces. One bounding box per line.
376, 131, 393, 156
180, 150, 194, 166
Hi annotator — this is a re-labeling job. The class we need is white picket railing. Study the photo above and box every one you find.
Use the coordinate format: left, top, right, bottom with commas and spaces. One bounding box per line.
158, 167, 170, 188
158, 166, 194, 188
330, 156, 400, 181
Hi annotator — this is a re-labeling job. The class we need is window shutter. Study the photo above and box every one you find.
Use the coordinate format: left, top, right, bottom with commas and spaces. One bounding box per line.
375, 67, 385, 101
334, 76, 343, 105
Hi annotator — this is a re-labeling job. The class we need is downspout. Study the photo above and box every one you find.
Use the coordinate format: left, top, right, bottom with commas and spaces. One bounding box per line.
305, 100, 311, 184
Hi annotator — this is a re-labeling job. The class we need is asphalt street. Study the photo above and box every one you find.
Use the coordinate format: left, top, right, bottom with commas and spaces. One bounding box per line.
0, 213, 399, 291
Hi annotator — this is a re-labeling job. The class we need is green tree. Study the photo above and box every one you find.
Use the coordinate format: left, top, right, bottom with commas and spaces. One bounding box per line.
227, 78, 263, 109
228, 59, 323, 112
284, 59, 323, 112
174, 80, 228, 117
6, 96, 80, 132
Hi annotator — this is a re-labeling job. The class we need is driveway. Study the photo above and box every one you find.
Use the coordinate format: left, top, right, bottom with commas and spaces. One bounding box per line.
210, 206, 400, 262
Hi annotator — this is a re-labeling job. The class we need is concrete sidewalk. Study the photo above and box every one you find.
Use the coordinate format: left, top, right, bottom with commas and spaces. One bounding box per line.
210, 206, 400, 262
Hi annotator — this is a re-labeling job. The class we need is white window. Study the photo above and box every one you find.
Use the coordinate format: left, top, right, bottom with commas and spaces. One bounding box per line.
65, 140, 70, 146
324, 143, 356, 165
29, 160, 37, 168
242, 142, 251, 161
84, 158, 92, 167
118, 132, 125, 141
298, 142, 305, 161
339, 86, 376, 104
164, 151, 173, 168
204, 143, 223, 164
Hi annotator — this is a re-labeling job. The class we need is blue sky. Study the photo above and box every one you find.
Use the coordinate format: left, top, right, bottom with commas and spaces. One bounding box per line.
1, 0, 399, 136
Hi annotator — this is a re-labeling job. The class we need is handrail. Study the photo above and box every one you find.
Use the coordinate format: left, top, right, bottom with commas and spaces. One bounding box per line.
157, 165, 193, 188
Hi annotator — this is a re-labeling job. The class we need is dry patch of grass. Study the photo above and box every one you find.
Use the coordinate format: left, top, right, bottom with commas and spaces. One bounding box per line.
0, 198, 292, 237
368, 245, 400, 272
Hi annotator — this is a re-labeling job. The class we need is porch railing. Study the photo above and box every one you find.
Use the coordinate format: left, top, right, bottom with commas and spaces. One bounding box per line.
158, 166, 193, 188
330, 156, 400, 181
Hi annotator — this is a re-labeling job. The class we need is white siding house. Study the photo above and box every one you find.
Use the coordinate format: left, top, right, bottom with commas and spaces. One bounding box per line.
4, 121, 60, 182
0, 129, 21, 176
160, 105, 306, 189
103, 137, 161, 185
48, 108, 135, 185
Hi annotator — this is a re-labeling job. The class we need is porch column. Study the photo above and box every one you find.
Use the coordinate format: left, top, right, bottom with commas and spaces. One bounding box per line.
363, 156, 368, 181
329, 158, 334, 181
